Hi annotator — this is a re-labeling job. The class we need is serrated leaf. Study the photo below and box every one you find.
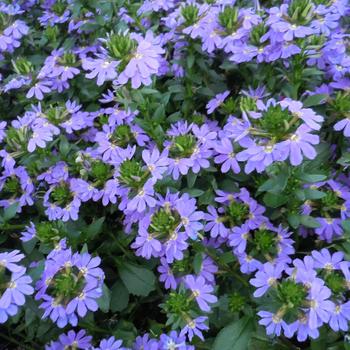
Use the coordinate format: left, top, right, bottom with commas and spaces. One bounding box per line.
118, 262, 156, 297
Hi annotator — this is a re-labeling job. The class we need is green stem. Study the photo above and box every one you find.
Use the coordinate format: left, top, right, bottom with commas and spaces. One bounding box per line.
0, 224, 26, 230
0, 332, 36, 350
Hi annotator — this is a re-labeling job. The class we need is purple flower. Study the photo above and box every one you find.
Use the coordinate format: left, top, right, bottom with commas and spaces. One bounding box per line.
329, 302, 350, 332
142, 148, 169, 180
0, 268, 34, 309
206, 91, 230, 114
272, 21, 314, 41
26, 80, 52, 100
159, 330, 193, 350
176, 197, 204, 239
288, 316, 319, 342
229, 225, 249, 253
279, 125, 319, 166
118, 31, 165, 89
94, 336, 124, 350
334, 117, 350, 136
180, 316, 209, 341
214, 138, 240, 173
184, 275, 217, 312
83, 57, 119, 86
258, 311, 291, 336
35, 247, 104, 328
0, 250, 25, 272
312, 248, 343, 270
59, 330, 92, 349
280, 99, 324, 131
250, 262, 284, 297
307, 281, 334, 329
133, 334, 158, 350
157, 258, 177, 290
126, 180, 157, 213
204, 206, 229, 238
131, 218, 162, 259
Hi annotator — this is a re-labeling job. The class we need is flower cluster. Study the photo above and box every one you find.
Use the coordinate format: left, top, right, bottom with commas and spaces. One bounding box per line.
251, 249, 350, 341
0, 0, 349, 348
35, 244, 104, 328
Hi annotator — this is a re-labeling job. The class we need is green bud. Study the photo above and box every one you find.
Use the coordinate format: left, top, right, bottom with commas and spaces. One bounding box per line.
110, 124, 134, 148
165, 292, 190, 314
169, 134, 196, 158
5, 126, 32, 154
90, 161, 112, 185
51, 0, 67, 16
218, 6, 239, 32
258, 105, 294, 141
277, 280, 307, 310
47, 266, 85, 305
324, 272, 347, 295
50, 183, 73, 207
118, 159, 148, 188
225, 200, 249, 227
59, 52, 77, 67
2, 176, 21, 200
288, 0, 314, 25
228, 292, 246, 313
35, 221, 62, 243
181, 5, 199, 26
45, 26, 59, 42
222, 97, 238, 114
12, 57, 33, 75
331, 92, 350, 116
249, 23, 268, 47
239, 96, 257, 113
106, 32, 137, 61
150, 208, 181, 239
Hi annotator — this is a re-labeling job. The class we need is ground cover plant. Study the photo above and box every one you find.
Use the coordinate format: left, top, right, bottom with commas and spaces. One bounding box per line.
0, 0, 349, 349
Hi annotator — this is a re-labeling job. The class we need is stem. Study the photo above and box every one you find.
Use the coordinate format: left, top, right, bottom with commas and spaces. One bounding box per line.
0, 332, 36, 350
0, 224, 26, 230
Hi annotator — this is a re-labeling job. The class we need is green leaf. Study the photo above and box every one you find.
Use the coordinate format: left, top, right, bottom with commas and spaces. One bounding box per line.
185, 188, 204, 197
263, 193, 288, 208
85, 217, 105, 240
97, 284, 111, 313
110, 281, 129, 312
213, 316, 254, 350
303, 189, 326, 200
118, 262, 156, 297
342, 220, 350, 233
258, 172, 289, 194
300, 215, 321, 228
302, 94, 327, 107
187, 171, 197, 188
22, 238, 37, 255
187, 54, 195, 69
288, 213, 300, 229
3, 203, 19, 221
193, 253, 203, 274
297, 173, 327, 183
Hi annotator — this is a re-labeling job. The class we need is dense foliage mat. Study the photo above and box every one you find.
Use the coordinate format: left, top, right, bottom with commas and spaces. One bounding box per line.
0, 0, 349, 349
